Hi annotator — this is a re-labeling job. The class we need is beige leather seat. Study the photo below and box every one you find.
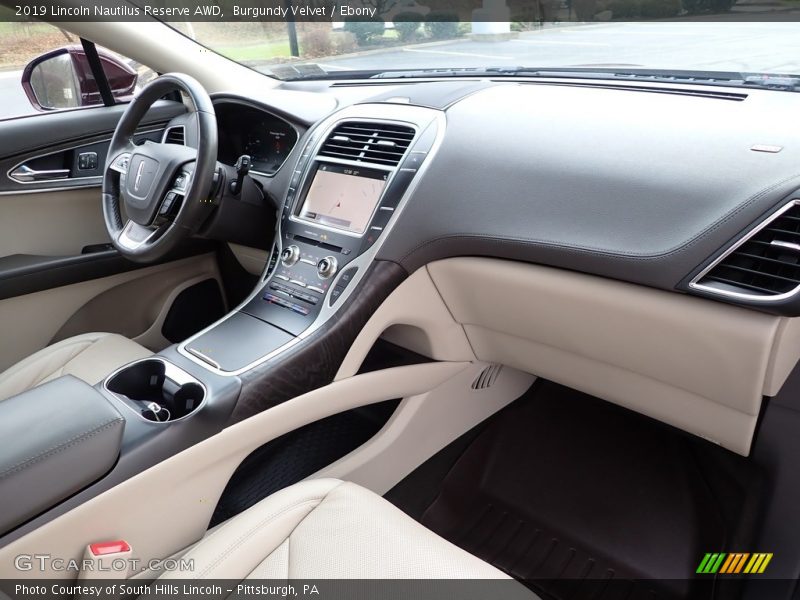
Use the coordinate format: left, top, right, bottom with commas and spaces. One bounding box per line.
0, 332, 151, 402
155, 478, 535, 595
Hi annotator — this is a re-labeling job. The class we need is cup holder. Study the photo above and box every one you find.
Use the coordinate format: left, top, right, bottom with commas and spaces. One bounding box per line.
106, 359, 205, 423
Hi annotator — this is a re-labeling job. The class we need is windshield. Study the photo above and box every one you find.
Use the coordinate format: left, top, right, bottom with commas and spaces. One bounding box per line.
168, 19, 800, 82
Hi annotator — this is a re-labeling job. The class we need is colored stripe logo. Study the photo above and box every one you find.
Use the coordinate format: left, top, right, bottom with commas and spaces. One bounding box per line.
697, 553, 773, 574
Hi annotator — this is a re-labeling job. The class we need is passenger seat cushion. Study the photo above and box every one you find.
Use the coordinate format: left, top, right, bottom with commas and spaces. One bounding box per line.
0, 332, 151, 402
158, 479, 519, 581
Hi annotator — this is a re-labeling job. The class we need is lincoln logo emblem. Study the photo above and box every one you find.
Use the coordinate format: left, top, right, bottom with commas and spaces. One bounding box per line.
134, 160, 145, 192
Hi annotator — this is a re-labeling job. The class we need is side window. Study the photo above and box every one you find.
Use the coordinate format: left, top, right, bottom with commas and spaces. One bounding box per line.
1, 23, 156, 121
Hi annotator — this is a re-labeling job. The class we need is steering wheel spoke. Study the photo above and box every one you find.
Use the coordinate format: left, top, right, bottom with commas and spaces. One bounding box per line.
117, 220, 161, 252
108, 151, 133, 175
102, 73, 217, 263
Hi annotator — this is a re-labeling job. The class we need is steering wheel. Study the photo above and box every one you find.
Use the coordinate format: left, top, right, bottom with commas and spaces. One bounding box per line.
103, 73, 218, 263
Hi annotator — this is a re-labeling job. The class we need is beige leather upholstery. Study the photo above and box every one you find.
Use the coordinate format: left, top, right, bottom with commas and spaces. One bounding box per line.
158, 479, 531, 586
0, 332, 151, 402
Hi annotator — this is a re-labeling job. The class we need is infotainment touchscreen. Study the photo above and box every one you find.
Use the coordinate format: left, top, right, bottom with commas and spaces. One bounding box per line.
297, 164, 388, 235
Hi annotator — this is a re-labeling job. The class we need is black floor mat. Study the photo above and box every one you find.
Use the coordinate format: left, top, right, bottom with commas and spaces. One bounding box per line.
391, 380, 763, 600
210, 339, 428, 527
210, 400, 398, 526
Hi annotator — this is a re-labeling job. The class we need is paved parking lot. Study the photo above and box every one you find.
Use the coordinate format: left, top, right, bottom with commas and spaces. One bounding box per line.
308, 21, 800, 74
3, 21, 800, 120
0, 70, 29, 120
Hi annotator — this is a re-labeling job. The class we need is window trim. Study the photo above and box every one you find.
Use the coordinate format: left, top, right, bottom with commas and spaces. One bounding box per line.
79, 38, 116, 107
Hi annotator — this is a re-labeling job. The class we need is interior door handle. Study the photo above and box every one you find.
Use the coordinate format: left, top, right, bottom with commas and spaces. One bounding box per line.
9, 164, 71, 183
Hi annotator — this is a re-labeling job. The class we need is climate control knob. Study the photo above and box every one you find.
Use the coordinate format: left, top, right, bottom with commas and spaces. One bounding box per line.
317, 256, 338, 279
280, 245, 300, 267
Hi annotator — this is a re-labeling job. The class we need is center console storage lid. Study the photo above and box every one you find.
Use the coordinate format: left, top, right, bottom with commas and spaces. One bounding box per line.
185, 312, 294, 373
0, 375, 125, 534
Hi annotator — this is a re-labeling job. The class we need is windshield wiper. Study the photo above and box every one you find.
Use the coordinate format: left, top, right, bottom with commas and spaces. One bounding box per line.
370, 66, 526, 78
275, 64, 800, 92
370, 67, 800, 91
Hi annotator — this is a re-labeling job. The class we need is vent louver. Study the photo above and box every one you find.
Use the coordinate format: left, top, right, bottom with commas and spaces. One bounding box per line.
471, 364, 503, 390
318, 122, 415, 166
695, 201, 800, 298
164, 126, 185, 145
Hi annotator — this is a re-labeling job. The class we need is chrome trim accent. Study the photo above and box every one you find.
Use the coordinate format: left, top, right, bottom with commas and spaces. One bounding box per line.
177, 104, 444, 376
0, 183, 101, 196
771, 240, 800, 252
4, 127, 163, 187
162, 125, 185, 145
9, 165, 70, 183
134, 159, 146, 191
689, 199, 800, 302
186, 348, 222, 370
103, 357, 208, 425
109, 152, 132, 175
117, 220, 158, 251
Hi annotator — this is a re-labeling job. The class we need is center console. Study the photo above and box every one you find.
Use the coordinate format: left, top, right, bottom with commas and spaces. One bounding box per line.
0, 103, 443, 543
179, 103, 443, 375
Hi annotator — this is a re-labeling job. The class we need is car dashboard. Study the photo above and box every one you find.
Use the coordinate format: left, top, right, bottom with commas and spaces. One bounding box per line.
175, 78, 800, 462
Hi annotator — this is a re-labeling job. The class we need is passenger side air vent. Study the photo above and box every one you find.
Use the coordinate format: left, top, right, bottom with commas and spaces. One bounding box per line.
318, 122, 415, 166
693, 201, 800, 299
163, 126, 185, 145
471, 364, 503, 390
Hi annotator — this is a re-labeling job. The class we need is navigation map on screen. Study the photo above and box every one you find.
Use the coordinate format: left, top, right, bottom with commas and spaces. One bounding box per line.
298, 164, 387, 234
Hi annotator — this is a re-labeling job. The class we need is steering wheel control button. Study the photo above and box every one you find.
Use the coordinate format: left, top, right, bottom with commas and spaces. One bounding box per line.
159, 192, 178, 215
317, 256, 338, 279
173, 172, 189, 191
110, 153, 131, 174
280, 245, 300, 267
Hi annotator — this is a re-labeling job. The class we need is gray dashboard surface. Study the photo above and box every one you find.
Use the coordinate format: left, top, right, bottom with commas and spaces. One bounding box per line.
377, 82, 800, 291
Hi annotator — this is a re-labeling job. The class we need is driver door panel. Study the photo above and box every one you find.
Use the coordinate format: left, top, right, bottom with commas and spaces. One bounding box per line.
0, 100, 224, 371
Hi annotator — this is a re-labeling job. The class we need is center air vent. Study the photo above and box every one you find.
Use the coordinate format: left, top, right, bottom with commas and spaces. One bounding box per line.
318, 121, 415, 166
163, 126, 185, 145
693, 200, 800, 299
